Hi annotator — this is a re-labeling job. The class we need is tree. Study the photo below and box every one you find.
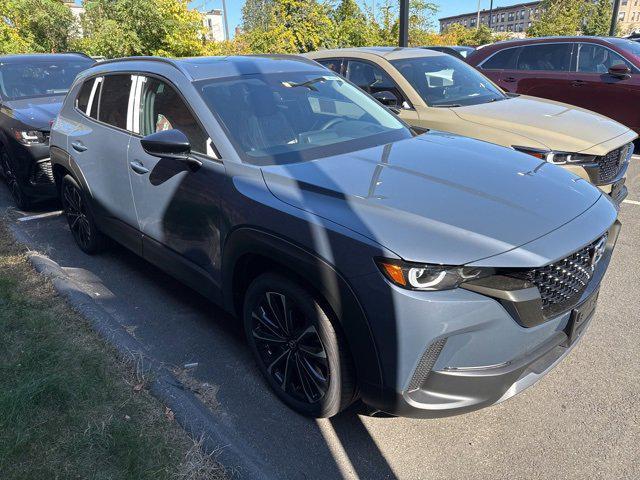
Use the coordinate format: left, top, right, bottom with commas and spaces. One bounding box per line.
1, 0, 75, 53
241, 0, 274, 31
527, 0, 586, 37
331, 0, 371, 47
583, 0, 613, 36
240, 0, 335, 54
74, 0, 205, 58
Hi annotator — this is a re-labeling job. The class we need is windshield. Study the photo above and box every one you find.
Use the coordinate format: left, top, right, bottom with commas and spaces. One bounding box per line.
195, 72, 411, 165
0, 58, 94, 101
391, 55, 507, 107
608, 38, 640, 59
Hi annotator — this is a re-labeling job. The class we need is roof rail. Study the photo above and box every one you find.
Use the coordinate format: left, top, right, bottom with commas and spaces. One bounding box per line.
93, 56, 193, 80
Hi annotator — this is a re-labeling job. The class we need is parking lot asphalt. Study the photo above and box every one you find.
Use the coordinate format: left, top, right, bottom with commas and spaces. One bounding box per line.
2, 159, 639, 480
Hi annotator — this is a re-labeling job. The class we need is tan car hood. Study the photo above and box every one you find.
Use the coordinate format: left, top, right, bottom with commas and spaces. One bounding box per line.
452, 95, 630, 153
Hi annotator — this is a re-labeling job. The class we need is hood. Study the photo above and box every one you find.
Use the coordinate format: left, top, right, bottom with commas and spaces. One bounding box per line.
3, 96, 64, 130
262, 132, 602, 265
452, 95, 630, 153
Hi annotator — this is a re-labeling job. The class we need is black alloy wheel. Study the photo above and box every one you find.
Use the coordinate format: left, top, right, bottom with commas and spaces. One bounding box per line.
0, 146, 30, 210
252, 290, 329, 403
60, 175, 107, 254
244, 273, 355, 418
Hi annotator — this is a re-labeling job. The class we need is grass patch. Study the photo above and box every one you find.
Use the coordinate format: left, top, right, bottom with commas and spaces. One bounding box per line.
0, 219, 225, 480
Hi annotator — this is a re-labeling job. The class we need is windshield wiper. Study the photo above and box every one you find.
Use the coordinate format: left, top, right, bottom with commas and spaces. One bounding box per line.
282, 77, 330, 91
432, 104, 462, 108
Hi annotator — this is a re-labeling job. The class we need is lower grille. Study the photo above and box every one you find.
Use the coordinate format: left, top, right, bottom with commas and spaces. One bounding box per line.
511, 235, 607, 317
595, 144, 630, 184
30, 159, 54, 185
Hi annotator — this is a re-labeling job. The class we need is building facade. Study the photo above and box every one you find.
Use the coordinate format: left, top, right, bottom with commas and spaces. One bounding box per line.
439, 1, 542, 34
618, 0, 640, 34
203, 9, 226, 42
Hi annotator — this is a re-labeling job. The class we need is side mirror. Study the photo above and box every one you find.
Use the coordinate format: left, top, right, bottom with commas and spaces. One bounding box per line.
141, 129, 191, 159
372, 90, 400, 108
608, 63, 631, 79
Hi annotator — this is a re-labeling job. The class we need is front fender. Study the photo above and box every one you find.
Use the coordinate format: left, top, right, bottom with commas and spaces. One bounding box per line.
222, 226, 384, 392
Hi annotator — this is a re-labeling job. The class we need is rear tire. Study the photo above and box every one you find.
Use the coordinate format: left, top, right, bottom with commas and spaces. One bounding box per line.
0, 145, 31, 210
243, 273, 355, 418
60, 174, 108, 254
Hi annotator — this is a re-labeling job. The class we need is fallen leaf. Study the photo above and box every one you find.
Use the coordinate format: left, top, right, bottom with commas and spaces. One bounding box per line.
165, 407, 174, 421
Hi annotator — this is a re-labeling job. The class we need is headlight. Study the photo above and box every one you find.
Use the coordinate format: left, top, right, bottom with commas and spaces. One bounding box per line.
513, 146, 596, 165
376, 259, 494, 291
13, 129, 47, 145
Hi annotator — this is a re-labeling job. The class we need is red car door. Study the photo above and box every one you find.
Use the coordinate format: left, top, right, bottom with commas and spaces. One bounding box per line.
562, 42, 640, 132
508, 43, 575, 102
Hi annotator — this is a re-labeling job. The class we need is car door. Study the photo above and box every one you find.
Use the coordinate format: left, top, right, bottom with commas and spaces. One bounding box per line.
66, 74, 141, 253
477, 46, 524, 92
127, 75, 226, 296
562, 42, 640, 130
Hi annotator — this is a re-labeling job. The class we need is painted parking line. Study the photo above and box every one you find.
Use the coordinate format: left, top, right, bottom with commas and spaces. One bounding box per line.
623, 199, 640, 206
17, 210, 63, 222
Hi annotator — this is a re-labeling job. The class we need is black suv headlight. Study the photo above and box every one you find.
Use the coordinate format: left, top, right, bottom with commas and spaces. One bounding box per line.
513, 146, 596, 165
376, 259, 494, 291
13, 129, 47, 145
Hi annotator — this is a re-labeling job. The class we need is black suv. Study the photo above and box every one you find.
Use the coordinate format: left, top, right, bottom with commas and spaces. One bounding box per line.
0, 53, 94, 209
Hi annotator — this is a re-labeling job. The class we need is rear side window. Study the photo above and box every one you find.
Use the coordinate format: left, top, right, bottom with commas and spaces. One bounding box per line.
516, 43, 572, 72
98, 75, 132, 129
480, 47, 521, 70
75, 80, 93, 112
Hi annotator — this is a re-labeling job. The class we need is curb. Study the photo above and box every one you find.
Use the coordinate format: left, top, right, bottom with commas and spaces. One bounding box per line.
25, 250, 277, 480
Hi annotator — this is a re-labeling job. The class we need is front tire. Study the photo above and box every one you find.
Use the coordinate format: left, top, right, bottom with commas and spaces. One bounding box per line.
243, 273, 355, 418
60, 174, 108, 254
0, 145, 31, 210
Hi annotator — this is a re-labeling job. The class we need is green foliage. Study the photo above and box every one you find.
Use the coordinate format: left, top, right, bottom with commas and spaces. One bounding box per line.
583, 0, 614, 36
73, 0, 204, 57
0, 0, 75, 53
0, 0, 506, 58
528, 0, 613, 37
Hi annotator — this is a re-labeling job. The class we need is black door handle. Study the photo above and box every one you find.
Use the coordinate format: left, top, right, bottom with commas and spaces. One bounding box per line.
503, 77, 517, 83
129, 161, 149, 174
71, 141, 87, 152
571, 80, 586, 87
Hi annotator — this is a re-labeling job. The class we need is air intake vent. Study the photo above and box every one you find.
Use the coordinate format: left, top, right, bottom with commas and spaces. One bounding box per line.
407, 338, 447, 392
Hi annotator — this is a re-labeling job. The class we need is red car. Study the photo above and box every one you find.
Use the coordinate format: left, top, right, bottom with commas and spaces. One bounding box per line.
468, 36, 640, 135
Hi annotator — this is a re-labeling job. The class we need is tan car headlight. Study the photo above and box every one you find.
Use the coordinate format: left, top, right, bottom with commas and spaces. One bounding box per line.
513, 146, 596, 165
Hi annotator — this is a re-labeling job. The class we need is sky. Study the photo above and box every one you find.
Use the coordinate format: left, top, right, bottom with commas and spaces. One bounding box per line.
191, 0, 529, 39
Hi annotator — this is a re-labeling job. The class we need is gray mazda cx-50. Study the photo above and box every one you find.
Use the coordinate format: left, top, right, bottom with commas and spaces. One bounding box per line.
49, 56, 620, 418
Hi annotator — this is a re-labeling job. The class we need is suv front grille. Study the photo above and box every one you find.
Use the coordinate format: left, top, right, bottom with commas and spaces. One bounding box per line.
30, 159, 54, 185
595, 144, 630, 184
511, 235, 607, 317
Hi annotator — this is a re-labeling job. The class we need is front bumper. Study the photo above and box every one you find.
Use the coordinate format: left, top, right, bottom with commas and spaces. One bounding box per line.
354, 221, 620, 418
4, 138, 56, 199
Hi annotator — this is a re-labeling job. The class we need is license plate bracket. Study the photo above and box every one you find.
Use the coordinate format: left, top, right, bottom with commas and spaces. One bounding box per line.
565, 288, 599, 346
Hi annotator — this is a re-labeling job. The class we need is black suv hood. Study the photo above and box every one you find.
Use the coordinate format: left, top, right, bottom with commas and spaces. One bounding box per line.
3, 96, 64, 130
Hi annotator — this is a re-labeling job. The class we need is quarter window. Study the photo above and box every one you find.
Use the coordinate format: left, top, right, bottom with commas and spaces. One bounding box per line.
75, 79, 93, 113
516, 43, 572, 71
137, 77, 208, 154
98, 75, 132, 129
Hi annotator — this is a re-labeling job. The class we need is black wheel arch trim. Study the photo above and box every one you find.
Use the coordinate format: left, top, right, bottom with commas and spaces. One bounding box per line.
222, 226, 384, 392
